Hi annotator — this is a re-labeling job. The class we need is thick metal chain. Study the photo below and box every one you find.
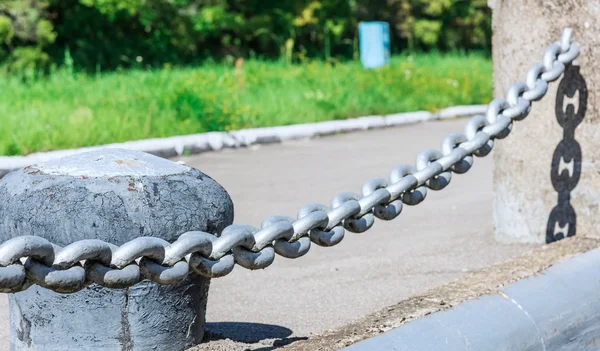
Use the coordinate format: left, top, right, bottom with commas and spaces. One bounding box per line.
0, 29, 581, 294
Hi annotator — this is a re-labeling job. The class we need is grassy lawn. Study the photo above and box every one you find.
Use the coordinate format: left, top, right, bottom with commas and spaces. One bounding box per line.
0, 54, 491, 156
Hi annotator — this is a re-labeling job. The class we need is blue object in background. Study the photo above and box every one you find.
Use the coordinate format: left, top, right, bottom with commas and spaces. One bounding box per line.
359, 22, 390, 69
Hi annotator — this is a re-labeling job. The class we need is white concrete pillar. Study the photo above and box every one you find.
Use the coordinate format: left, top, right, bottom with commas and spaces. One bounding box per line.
492, 1, 600, 243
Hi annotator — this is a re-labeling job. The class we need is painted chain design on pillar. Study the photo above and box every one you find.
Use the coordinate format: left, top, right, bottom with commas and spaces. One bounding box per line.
546, 65, 587, 243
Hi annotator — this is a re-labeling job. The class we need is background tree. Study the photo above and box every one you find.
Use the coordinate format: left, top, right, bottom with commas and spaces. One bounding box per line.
0, 0, 491, 72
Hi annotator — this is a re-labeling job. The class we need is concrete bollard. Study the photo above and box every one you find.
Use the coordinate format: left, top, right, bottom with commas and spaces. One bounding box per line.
492, 1, 600, 243
0, 149, 234, 350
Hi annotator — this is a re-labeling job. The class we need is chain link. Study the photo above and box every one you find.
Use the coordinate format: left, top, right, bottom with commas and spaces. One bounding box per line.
0, 28, 581, 293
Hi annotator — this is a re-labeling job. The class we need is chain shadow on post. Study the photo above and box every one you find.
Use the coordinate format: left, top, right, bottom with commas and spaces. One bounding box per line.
546, 64, 587, 243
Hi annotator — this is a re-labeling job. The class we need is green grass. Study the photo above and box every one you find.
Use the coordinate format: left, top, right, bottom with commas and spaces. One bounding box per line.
0, 54, 492, 156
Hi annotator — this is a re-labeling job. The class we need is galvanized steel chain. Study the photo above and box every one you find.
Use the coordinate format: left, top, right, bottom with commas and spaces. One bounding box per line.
0, 29, 581, 293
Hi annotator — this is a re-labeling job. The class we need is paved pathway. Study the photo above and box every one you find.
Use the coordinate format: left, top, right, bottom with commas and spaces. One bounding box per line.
0, 119, 537, 349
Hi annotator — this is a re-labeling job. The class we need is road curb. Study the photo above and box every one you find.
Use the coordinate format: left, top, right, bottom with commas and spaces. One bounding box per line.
345, 245, 600, 351
0, 105, 486, 176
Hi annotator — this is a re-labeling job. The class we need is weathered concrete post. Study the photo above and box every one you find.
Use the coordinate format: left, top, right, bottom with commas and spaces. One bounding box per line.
492, 1, 600, 243
0, 149, 234, 350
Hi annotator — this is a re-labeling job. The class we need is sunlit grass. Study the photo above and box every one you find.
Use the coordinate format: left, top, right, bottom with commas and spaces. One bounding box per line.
0, 54, 491, 155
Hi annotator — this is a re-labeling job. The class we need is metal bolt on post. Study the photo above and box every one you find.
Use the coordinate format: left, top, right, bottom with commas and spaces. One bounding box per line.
0, 149, 234, 350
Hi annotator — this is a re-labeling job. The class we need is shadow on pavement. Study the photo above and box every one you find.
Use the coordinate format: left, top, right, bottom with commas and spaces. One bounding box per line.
204, 321, 307, 350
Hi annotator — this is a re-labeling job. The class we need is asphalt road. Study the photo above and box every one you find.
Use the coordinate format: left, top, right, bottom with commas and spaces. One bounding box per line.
0, 119, 537, 349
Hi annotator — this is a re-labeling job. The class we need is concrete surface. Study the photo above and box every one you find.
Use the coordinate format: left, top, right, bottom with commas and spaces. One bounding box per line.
0, 120, 537, 349
492, 1, 600, 243
0, 149, 234, 350
281, 236, 599, 351
346, 238, 600, 351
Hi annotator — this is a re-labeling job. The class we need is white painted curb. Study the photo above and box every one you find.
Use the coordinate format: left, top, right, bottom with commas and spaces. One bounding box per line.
346, 247, 600, 351
0, 105, 486, 176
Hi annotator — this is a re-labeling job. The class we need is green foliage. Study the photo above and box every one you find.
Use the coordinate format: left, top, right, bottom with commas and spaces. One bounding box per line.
363, 0, 491, 51
414, 20, 442, 46
35, 19, 57, 46
79, 0, 145, 15
4, 47, 50, 76
0, 53, 491, 155
419, 0, 453, 16
0, 0, 491, 71
0, 15, 13, 43
0, 0, 57, 71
